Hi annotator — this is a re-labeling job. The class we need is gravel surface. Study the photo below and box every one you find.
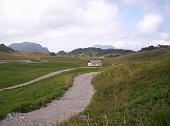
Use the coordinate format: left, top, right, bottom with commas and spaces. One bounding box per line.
0, 68, 76, 92
0, 72, 97, 126
0, 62, 6, 64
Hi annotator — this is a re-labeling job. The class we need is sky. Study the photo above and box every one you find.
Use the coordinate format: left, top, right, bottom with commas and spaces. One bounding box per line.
0, 0, 170, 52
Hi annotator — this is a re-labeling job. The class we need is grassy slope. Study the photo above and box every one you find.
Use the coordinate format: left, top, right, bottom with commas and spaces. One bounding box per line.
0, 68, 100, 119
59, 56, 170, 126
112, 47, 170, 63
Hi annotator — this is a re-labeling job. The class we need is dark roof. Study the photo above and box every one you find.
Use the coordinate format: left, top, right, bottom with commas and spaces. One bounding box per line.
88, 60, 102, 63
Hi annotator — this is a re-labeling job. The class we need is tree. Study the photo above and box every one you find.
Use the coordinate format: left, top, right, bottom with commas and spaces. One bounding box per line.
49, 52, 56, 56
57, 50, 67, 55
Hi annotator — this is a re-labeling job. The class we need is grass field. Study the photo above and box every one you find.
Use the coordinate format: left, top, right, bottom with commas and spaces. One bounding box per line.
0, 52, 112, 89
59, 56, 170, 126
0, 51, 48, 60
0, 67, 100, 119
0, 61, 85, 88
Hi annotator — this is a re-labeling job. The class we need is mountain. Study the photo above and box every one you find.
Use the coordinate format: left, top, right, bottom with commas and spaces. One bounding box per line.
93, 44, 115, 49
68, 47, 133, 57
9, 42, 49, 53
0, 44, 15, 53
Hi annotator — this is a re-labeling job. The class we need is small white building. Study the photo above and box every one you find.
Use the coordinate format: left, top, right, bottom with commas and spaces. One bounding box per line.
88, 60, 102, 67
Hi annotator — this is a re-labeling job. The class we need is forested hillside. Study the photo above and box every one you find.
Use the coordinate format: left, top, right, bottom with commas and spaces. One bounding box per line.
56, 47, 133, 57
0, 44, 15, 53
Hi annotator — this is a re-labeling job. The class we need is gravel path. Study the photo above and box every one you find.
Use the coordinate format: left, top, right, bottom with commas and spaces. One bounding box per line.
0, 72, 97, 126
0, 68, 76, 92
0, 61, 7, 64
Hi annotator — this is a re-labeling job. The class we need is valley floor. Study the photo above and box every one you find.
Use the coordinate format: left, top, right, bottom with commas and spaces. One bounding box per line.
0, 68, 99, 120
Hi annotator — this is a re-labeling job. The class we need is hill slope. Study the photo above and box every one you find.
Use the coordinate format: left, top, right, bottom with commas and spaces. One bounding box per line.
59, 52, 170, 126
9, 42, 49, 53
113, 47, 170, 63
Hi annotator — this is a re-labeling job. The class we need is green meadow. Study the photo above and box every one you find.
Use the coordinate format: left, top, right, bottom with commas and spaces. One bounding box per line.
0, 67, 100, 119
59, 56, 170, 126
0, 55, 112, 89
0, 53, 111, 119
0, 61, 83, 88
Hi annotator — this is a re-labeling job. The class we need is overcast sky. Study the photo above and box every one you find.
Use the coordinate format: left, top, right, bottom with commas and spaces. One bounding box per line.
0, 0, 170, 51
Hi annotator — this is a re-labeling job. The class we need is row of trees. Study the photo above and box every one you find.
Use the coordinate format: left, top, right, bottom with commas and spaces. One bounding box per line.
140, 44, 170, 52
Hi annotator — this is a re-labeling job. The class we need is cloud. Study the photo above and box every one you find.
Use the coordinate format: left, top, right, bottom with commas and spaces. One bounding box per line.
0, 0, 125, 51
0, 0, 169, 51
160, 32, 169, 41
150, 40, 170, 46
137, 14, 163, 33
113, 40, 142, 50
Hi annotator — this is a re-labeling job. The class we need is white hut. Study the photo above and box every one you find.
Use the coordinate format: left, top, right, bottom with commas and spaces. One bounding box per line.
87, 60, 102, 67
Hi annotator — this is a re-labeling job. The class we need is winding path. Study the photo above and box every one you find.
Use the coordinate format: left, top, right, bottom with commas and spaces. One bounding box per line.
0, 72, 97, 126
0, 68, 76, 92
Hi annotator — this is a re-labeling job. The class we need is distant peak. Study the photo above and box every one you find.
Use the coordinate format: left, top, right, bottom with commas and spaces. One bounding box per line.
8, 42, 49, 53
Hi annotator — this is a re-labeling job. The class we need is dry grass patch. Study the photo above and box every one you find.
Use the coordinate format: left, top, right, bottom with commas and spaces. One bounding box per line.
63, 74, 73, 87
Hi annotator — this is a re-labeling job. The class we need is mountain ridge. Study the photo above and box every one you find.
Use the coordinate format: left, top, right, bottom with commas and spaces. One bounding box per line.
9, 42, 49, 53
55, 47, 134, 57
